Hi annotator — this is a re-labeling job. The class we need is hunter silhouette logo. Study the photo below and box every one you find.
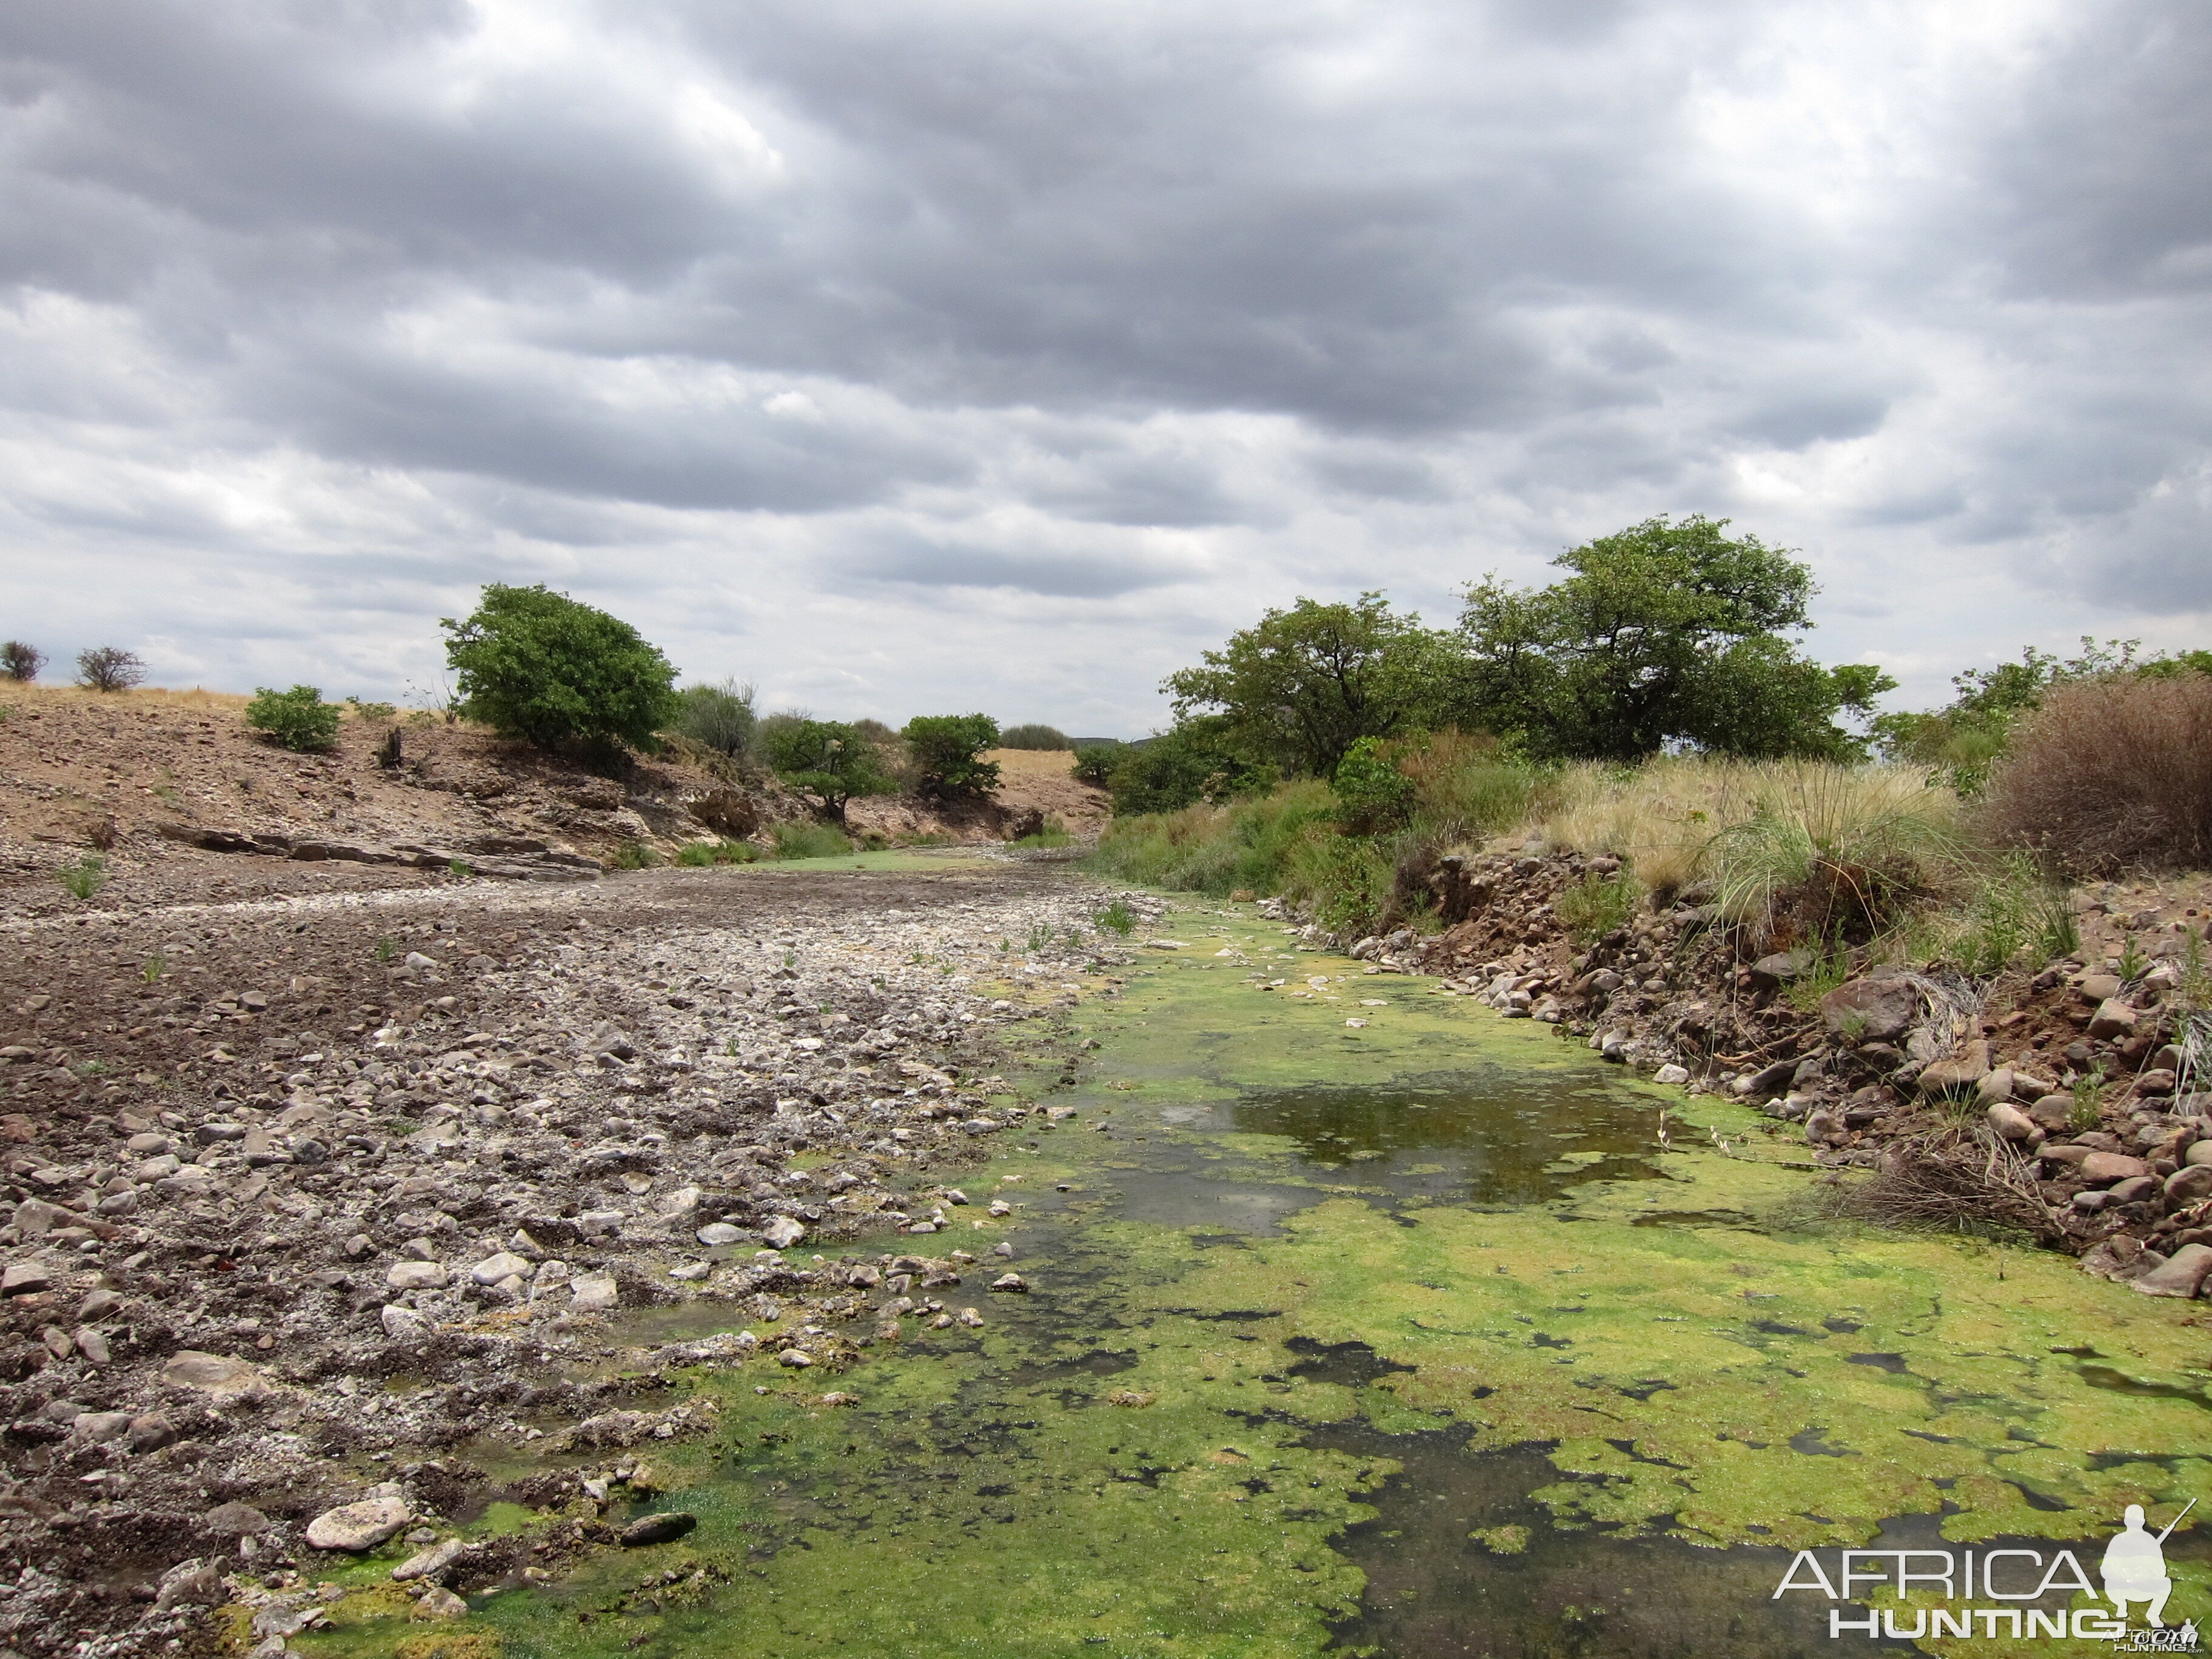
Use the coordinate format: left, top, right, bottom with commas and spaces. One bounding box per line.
2103, 1501, 2191, 1627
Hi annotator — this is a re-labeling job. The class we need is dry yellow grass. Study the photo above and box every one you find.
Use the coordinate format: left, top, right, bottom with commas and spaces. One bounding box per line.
984, 747, 1078, 779
1, 680, 253, 715
1513, 757, 1960, 895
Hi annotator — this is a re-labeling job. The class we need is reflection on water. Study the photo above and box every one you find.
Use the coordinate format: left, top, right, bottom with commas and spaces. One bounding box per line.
1230, 1073, 1663, 1206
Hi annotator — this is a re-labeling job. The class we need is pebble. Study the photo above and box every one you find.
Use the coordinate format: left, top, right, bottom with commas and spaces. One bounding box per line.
386, 1261, 449, 1291
469, 1251, 531, 1285
695, 1222, 746, 1247
989, 1273, 1028, 1293
760, 1216, 807, 1250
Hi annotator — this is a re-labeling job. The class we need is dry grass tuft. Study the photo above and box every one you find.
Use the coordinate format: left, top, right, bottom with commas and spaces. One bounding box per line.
1826, 1125, 2060, 1244
1517, 759, 1959, 907
1981, 675, 2212, 875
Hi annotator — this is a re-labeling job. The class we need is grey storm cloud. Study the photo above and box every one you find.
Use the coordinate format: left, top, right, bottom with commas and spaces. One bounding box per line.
0, 0, 2207, 728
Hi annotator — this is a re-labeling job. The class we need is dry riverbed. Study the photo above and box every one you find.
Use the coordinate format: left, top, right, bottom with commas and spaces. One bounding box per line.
0, 855, 1156, 1657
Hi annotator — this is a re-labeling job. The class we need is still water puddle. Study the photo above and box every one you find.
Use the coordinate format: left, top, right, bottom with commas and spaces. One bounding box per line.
300, 904, 2212, 1658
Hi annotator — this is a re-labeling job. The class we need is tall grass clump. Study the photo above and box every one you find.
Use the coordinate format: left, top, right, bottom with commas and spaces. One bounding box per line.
1087, 780, 1337, 897
1697, 766, 1960, 947
1980, 675, 2212, 875
769, 821, 854, 860
1555, 870, 1644, 945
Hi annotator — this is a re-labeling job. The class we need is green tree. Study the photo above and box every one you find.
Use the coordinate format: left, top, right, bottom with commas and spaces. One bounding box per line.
1164, 594, 1453, 777
1107, 717, 1278, 815
1330, 736, 1415, 834
1071, 741, 1125, 786
441, 584, 677, 751
245, 685, 341, 753
763, 719, 894, 823
1458, 515, 1892, 761
901, 714, 1001, 799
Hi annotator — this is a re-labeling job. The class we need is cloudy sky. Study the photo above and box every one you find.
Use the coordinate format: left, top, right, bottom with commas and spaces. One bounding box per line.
2, 0, 2206, 734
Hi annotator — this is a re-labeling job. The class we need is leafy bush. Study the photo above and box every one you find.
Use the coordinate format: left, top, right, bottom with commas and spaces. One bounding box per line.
675, 679, 757, 756
1088, 781, 1335, 897
246, 685, 341, 752
902, 714, 1002, 799
675, 837, 760, 866
1980, 674, 2212, 874
612, 841, 659, 869
1107, 718, 1276, 814
1556, 870, 1643, 945
1000, 723, 1071, 750
441, 583, 678, 751
1, 642, 42, 682
1332, 737, 1416, 834
59, 853, 106, 900
1093, 900, 1137, 936
346, 696, 398, 720
1071, 742, 1124, 786
76, 646, 145, 692
763, 720, 894, 823
770, 821, 854, 859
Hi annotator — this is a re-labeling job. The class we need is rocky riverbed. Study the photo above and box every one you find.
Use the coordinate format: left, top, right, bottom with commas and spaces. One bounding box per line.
0, 857, 1158, 1656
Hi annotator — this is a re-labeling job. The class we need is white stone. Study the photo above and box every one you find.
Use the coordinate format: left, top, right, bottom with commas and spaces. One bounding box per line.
469, 1251, 530, 1286
570, 1273, 618, 1312
386, 1261, 449, 1291
306, 1496, 411, 1552
760, 1216, 806, 1250
1652, 1064, 1690, 1086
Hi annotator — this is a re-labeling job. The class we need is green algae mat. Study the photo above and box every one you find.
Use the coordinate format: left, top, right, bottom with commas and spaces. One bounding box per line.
300, 902, 2212, 1658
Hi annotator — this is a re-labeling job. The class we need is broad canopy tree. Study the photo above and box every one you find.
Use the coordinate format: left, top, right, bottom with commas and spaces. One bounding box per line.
1163, 594, 1454, 779
1455, 515, 1891, 762
1136, 518, 1894, 813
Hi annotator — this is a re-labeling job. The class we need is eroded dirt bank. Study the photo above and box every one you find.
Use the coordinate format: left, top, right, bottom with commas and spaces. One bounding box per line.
0, 856, 1150, 1655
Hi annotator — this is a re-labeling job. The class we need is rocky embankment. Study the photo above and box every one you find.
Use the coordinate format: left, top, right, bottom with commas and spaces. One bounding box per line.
0, 862, 1154, 1657
1290, 852, 2212, 1293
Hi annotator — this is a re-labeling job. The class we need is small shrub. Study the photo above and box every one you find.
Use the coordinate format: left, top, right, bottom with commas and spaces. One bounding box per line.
612, 841, 659, 870
1982, 674, 2212, 873
76, 646, 145, 692
140, 950, 166, 984
2117, 934, 2148, 983
246, 685, 341, 752
1071, 742, 1124, 786
374, 936, 398, 962
1027, 921, 1056, 953
1011, 816, 1071, 848
1000, 723, 1071, 750
441, 583, 678, 751
1332, 737, 1416, 834
1, 641, 43, 682
446, 859, 472, 878
346, 696, 398, 720
2070, 1070, 2105, 1134
1555, 870, 1643, 946
1094, 900, 1137, 936
1952, 853, 2074, 974
675, 838, 759, 866
674, 679, 757, 756
902, 714, 1002, 799
59, 854, 106, 900
769, 822, 854, 860
1295, 834, 1396, 934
